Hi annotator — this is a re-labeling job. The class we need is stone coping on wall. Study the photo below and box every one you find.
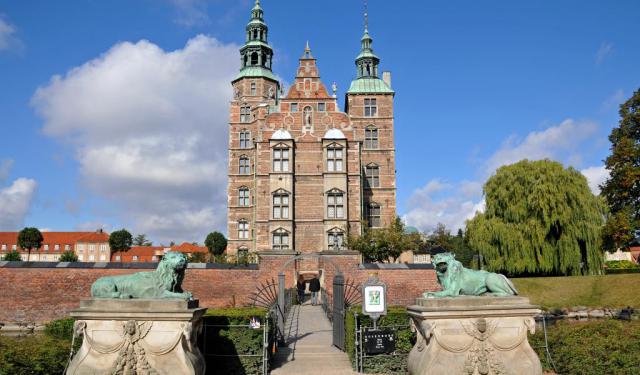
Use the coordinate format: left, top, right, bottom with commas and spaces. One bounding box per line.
0, 261, 259, 270
360, 262, 434, 270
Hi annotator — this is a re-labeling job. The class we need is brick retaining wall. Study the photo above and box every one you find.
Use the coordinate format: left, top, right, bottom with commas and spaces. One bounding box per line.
0, 256, 437, 323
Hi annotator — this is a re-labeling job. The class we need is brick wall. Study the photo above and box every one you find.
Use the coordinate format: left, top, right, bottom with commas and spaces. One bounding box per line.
0, 256, 437, 323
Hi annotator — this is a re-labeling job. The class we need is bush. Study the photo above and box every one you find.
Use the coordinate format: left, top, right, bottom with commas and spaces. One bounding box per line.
45, 318, 76, 340
2, 250, 22, 261
605, 260, 640, 269
531, 320, 640, 375
0, 332, 72, 374
345, 306, 414, 374
59, 250, 78, 262
200, 307, 272, 375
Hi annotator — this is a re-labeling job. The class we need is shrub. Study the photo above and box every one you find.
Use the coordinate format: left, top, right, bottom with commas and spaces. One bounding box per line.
59, 250, 78, 262
2, 250, 22, 261
45, 318, 76, 340
200, 307, 272, 375
605, 260, 640, 269
531, 320, 640, 375
345, 306, 414, 374
0, 335, 71, 374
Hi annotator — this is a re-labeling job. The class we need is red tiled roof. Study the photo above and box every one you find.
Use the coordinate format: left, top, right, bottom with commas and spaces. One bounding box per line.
0, 231, 109, 248
172, 242, 208, 253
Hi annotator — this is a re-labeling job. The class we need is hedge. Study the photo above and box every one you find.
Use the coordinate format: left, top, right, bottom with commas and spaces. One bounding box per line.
200, 307, 272, 375
345, 306, 414, 374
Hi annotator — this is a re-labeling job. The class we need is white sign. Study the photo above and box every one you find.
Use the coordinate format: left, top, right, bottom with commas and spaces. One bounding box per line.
363, 285, 385, 314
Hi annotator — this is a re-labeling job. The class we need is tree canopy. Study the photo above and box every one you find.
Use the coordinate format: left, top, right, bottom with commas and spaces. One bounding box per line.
600, 88, 640, 249
466, 159, 604, 276
425, 224, 475, 267
18, 227, 43, 262
59, 250, 78, 262
109, 229, 133, 253
133, 234, 152, 246
205, 231, 227, 256
3, 250, 22, 261
348, 217, 420, 263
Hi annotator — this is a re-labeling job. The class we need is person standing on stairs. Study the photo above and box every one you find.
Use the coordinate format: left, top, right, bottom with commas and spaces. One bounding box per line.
297, 275, 306, 304
309, 275, 320, 306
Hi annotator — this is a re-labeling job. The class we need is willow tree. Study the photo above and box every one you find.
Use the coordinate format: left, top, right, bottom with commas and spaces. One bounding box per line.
466, 160, 604, 276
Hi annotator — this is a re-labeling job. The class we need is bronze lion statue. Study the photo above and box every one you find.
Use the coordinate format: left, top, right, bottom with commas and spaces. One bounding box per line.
424, 252, 517, 298
91, 251, 193, 300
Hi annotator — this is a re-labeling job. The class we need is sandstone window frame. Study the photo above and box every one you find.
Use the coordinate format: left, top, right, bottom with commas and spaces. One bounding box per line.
240, 106, 251, 123
238, 186, 250, 207
318, 102, 326, 112
365, 163, 380, 188
239, 155, 250, 174
364, 125, 379, 149
238, 220, 250, 239
272, 228, 290, 250
367, 202, 382, 228
273, 146, 290, 172
239, 129, 251, 148
327, 143, 344, 172
272, 189, 290, 219
364, 98, 377, 117
250, 81, 257, 96
327, 189, 345, 219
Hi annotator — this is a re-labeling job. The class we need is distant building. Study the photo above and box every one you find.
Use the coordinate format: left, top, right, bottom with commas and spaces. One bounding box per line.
0, 230, 110, 262
110, 242, 208, 262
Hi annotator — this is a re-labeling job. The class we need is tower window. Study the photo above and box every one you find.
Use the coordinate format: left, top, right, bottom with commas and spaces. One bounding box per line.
318, 102, 326, 112
238, 187, 250, 207
364, 98, 377, 117
290, 103, 298, 113
327, 190, 345, 219
239, 156, 250, 174
327, 229, 345, 251
272, 229, 289, 250
367, 203, 381, 228
327, 145, 344, 172
273, 147, 290, 172
365, 164, 380, 188
240, 106, 251, 123
250, 82, 256, 96
251, 52, 258, 65
272, 190, 290, 219
238, 220, 249, 239
240, 130, 251, 148
365, 126, 379, 149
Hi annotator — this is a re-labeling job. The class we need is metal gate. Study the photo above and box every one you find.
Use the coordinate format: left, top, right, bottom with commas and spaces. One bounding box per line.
332, 274, 345, 350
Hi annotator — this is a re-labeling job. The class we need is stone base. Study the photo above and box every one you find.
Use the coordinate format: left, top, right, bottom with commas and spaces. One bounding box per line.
407, 296, 542, 375
66, 299, 207, 375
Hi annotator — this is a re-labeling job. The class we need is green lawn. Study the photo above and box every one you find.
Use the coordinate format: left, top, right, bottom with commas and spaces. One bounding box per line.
512, 273, 640, 309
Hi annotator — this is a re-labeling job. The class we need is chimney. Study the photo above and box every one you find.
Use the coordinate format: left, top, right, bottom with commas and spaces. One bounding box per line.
382, 71, 392, 88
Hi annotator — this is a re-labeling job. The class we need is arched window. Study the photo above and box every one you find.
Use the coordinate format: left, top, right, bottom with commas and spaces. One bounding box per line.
272, 190, 290, 219
365, 164, 380, 188
273, 146, 289, 172
327, 144, 344, 172
303, 106, 312, 127
238, 186, 249, 207
239, 156, 250, 174
367, 203, 381, 228
238, 220, 249, 239
365, 126, 378, 149
251, 52, 258, 65
240, 130, 251, 148
327, 228, 345, 251
272, 229, 289, 250
327, 189, 345, 219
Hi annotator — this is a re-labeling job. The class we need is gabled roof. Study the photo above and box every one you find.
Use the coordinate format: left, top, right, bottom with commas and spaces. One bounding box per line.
0, 231, 109, 246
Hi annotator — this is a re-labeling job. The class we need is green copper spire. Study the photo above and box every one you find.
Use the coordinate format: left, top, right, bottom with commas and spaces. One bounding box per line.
234, 0, 277, 82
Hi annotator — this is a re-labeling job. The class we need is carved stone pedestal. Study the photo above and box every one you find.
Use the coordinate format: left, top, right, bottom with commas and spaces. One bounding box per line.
66, 299, 207, 375
407, 296, 542, 375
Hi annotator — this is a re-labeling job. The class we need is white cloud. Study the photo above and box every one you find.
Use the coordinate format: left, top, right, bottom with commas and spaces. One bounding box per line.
596, 41, 613, 65
0, 16, 16, 51
32, 35, 238, 243
0, 159, 14, 183
75, 221, 113, 233
0, 178, 37, 230
168, 0, 210, 27
405, 119, 602, 233
581, 165, 609, 195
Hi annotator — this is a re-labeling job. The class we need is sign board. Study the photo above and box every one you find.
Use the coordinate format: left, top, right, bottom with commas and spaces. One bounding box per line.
362, 275, 387, 320
363, 329, 396, 354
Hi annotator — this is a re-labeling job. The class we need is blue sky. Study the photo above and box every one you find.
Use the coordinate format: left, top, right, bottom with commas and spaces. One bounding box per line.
0, 0, 638, 244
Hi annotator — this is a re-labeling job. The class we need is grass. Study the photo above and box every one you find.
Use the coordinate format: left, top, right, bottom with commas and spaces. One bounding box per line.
512, 273, 640, 309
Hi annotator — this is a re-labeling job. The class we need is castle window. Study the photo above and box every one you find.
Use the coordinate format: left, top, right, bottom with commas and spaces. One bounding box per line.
303, 106, 312, 126
240, 106, 251, 123
290, 103, 298, 112
364, 98, 377, 117
240, 130, 251, 148
365, 126, 378, 149
327, 145, 344, 172
318, 102, 326, 112
238, 220, 249, 239
328, 229, 345, 251
239, 187, 250, 207
250, 81, 256, 96
327, 190, 345, 219
367, 203, 381, 228
273, 190, 290, 219
239, 156, 250, 174
251, 52, 258, 65
273, 147, 289, 172
365, 164, 380, 188
272, 229, 289, 250
54, 244, 60, 251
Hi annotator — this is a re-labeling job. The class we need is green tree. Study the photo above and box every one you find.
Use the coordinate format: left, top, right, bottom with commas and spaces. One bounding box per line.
59, 250, 78, 262
3, 250, 22, 261
17, 227, 43, 262
349, 217, 420, 263
466, 160, 604, 276
132, 234, 152, 246
109, 229, 133, 258
205, 231, 227, 256
601, 89, 640, 249
428, 223, 453, 249
188, 252, 207, 263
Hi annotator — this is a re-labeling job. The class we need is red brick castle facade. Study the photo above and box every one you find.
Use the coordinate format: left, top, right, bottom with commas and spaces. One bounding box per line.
227, 1, 396, 256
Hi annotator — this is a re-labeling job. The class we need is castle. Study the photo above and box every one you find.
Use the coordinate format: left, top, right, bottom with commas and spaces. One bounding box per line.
226, 1, 396, 257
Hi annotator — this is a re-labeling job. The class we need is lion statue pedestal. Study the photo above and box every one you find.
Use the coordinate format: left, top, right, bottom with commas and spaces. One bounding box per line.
66, 299, 206, 375
407, 296, 542, 375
